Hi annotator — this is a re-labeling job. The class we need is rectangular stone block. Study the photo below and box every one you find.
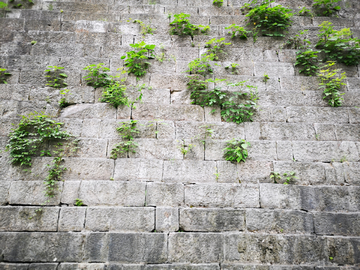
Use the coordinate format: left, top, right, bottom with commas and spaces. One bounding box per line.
0, 207, 59, 232
0, 181, 10, 205
61, 181, 81, 206
28, 264, 58, 270
149, 74, 189, 90
314, 123, 337, 141
276, 141, 293, 161
335, 124, 360, 141
63, 158, 114, 180
9, 181, 63, 206
69, 138, 107, 159
81, 119, 118, 139
163, 160, 217, 183
129, 139, 183, 160
246, 209, 314, 234
287, 107, 349, 123
326, 237, 360, 265
146, 264, 220, 270
109, 233, 167, 263
252, 106, 287, 122
146, 183, 184, 207
254, 62, 294, 76
168, 233, 223, 263
185, 183, 259, 208
132, 104, 204, 122
315, 212, 360, 236
0, 264, 29, 270
333, 162, 360, 186
0, 232, 83, 262
85, 207, 154, 232
58, 263, 106, 270
260, 184, 301, 210
79, 181, 146, 206
60, 103, 116, 119
180, 208, 245, 232
247, 141, 277, 161
114, 158, 163, 181
260, 123, 316, 141
156, 207, 179, 232
58, 207, 86, 232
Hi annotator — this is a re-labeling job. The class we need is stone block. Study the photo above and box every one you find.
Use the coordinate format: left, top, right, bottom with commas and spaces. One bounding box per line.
334, 162, 360, 186
180, 208, 245, 232
293, 141, 359, 162
335, 124, 360, 141
254, 62, 294, 77
61, 181, 81, 206
157, 120, 176, 140
81, 119, 118, 139
287, 107, 349, 123
146, 183, 184, 207
58, 263, 106, 270
314, 124, 337, 141
315, 212, 360, 236
0, 264, 29, 270
87, 207, 154, 232
326, 237, 360, 265
9, 181, 63, 206
60, 103, 117, 119
185, 183, 259, 208
0, 232, 83, 262
84, 233, 109, 262
246, 209, 314, 234
168, 233, 223, 263
58, 207, 86, 232
28, 264, 58, 270
71, 138, 107, 159
252, 106, 287, 122
276, 141, 293, 161
260, 123, 315, 141
0, 206, 59, 232
349, 108, 360, 124
132, 103, 204, 122
245, 122, 260, 140
0, 181, 10, 205
79, 181, 146, 206
114, 158, 163, 181
149, 74, 189, 90
163, 160, 217, 183
129, 139, 183, 160
260, 184, 302, 210
156, 207, 179, 232
63, 158, 114, 180
204, 140, 227, 161
109, 233, 167, 263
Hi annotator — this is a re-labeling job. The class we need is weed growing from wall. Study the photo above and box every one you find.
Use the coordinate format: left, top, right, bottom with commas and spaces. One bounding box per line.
270, 171, 298, 184
169, 13, 210, 37
59, 89, 72, 108
111, 120, 140, 159
213, 0, 223, 7
225, 24, 252, 40
317, 61, 346, 107
295, 50, 321, 76
316, 21, 360, 66
121, 41, 156, 78
204, 38, 231, 61
312, 0, 341, 16
223, 139, 250, 163
225, 63, 239, 75
297, 7, 314, 17
83, 63, 112, 88
187, 55, 214, 75
0, 68, 11, 84
132, 19, 155, 35
44, 66, 68, 89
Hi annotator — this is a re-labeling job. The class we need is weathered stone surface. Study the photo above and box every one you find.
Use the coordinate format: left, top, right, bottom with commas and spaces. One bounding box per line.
28, 264, 58, 270
0, 232, 84, 262
58, 207, 86, 232
185, 184, 259, 208
254, 62, 294, 76
129, 139, 183, 160
0, 207, 59, 232
109, 233, 167, 263
260, 123, 316, 141
315, 212, 360, 236
246, 209, 314, 234
260, 184, 301, 210
114, 158, 163, 181
58, 263, 106, 270
168, 233, 223, 263
0, 181, 10, 205
156, 207, 179, 232
79, 181, 146, 206
0, 264, 29, 270
287, 107, 349, 123
61, 181, 81, 206
85, 207, 154, 232
326, 237, 360, 265
63, 158, 114, 180
146, 183, 184, 207
180, 208, 245, 232
145, 264, 220, 270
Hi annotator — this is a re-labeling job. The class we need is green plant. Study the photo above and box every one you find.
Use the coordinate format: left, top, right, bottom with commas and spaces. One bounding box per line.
283, 30, 310, 50
132, 19, 155, 35
121, 41, 155, 78
270, 171, 298, 184
340, 156, 347, 163
225, 63, 239, 74
83, 63, 112, 88
48, 3, 53, 10
214, 167, 220, 181
0, 2, 8, 9
187, 54, 214, 75
110, 120, 140, 159
243, 0, 294, 38
31, 40, 37, 45
204, 38, 231, 61
312, 0, 341, 16
316, 22, 360, 66
44, 66, 68, 89
75, 198, 84, 206
177, 141, 194, 157
101, 80, 129, 108
0, 68, 11, 84
295, 49, 321, 76
317, 61, 346, 107
169, 13, 210, 37
223, 139, 250, 163
58, 89, 72, 108
190, 80, 259, 124
225, 24, 252, 39
263, 73, 269, 83
297, 7, 313, 17
213, 0, 223, 7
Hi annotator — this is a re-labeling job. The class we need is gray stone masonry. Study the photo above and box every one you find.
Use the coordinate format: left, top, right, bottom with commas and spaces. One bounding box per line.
1, 0, 360, 267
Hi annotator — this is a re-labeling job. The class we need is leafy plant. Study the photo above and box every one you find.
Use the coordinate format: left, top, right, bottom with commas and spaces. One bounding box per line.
187, 54, 214, 75
204, 38, 231, 61
110, 120, 140, 159
270, 171, 298, 184
243, 0, 293, 38
0, 68, 11, 84
83, 63, 112, 88
31, 40, 37, 45
44, 66, 68, 89
225, 24, 252, 39
282, 29, 310, 50
317, 61, 346, 107
295, 50, 321, 76
121, 41, 155, 78
132, 19, 155, 35
177, 141, 195, 157
75, 198, 84, 206
297, 7, 314, 17
101, 80, 129, 108
214, 167, 220, 181
213, 0, 223, 7
223, 139, 250, 163
312, 0, 341, 16
169, 13, 210, 37
263, 73, 269, 83
59, 89, 72, 109
316, 21, 360, 66
225, 63, 239, 74
190, 80, 259, 124
0, 2, 8, 9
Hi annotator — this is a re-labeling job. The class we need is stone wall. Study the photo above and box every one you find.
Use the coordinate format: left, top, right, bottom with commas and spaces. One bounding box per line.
0, 0, 360, 269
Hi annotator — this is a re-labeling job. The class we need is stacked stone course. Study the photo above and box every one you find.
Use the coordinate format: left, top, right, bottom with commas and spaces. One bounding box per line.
1, 0, 360, 269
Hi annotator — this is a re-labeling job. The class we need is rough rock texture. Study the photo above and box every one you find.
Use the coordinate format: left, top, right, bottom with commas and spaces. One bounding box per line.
1, 0, 360, 268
